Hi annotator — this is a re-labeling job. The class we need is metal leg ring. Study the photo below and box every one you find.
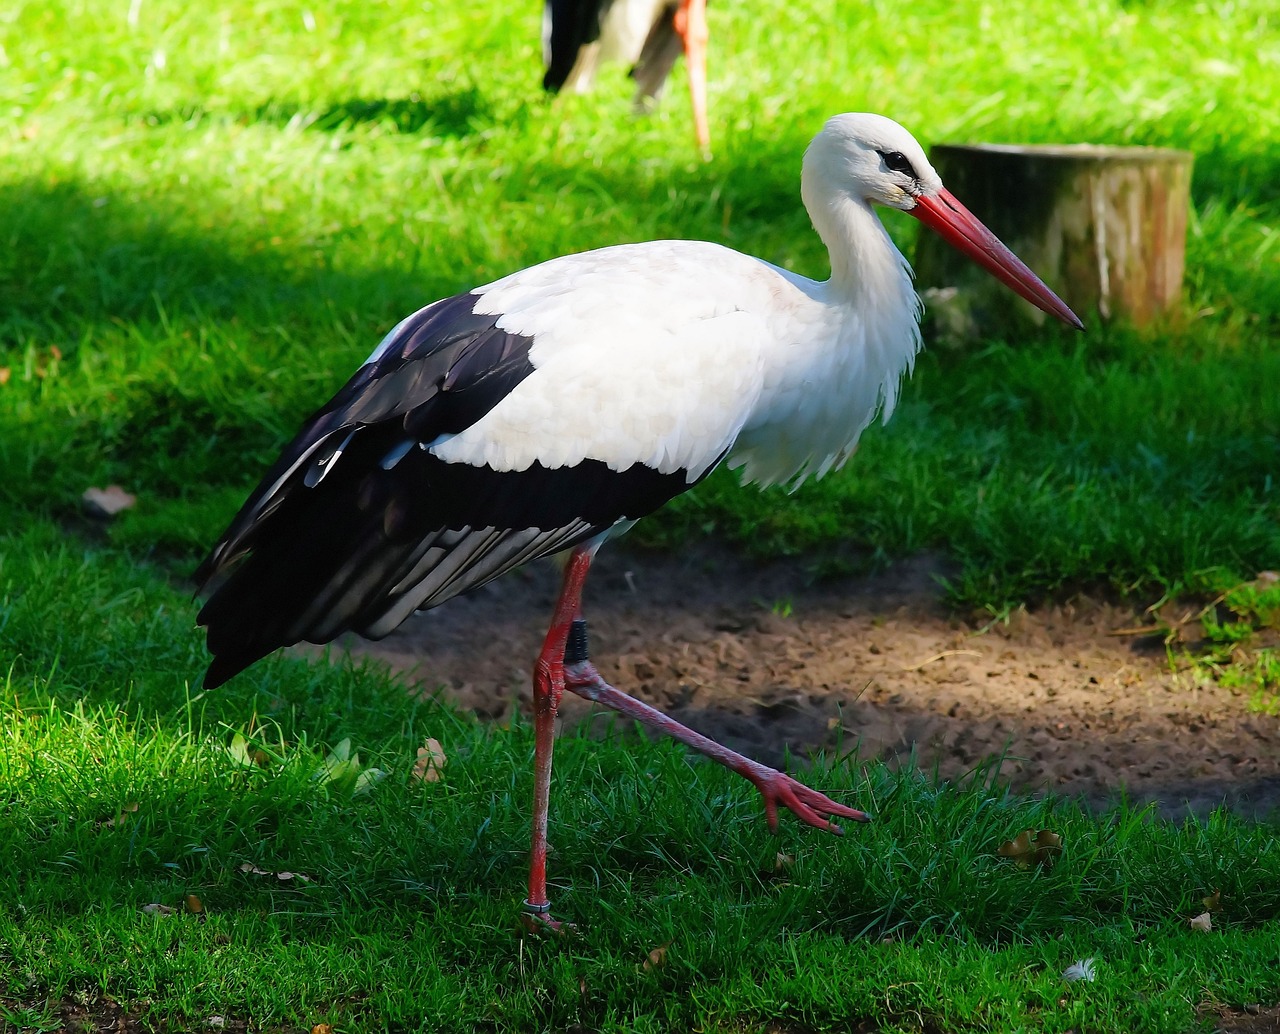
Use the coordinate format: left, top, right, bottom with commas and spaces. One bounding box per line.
521, 899, 553, 915
564, 618, 590, 665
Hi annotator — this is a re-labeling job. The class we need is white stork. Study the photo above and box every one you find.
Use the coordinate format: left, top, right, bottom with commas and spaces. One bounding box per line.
542, 0, 712, 154
196, 113, 1081, 931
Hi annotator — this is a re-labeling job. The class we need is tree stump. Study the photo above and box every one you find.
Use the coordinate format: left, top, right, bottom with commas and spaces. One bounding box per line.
913, 143, 1194, 341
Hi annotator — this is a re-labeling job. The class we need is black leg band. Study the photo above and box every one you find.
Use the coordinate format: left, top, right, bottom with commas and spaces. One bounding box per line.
563, 618, 590, 665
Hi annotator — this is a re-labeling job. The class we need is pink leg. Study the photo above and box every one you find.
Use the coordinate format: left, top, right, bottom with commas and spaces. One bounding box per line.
674, 0, 711, 157
565, 651, 868, 833
522, 560, 866, 933
522, 546, 595, 933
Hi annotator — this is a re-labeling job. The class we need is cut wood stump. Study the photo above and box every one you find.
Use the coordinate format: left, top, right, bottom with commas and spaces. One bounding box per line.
914, 143, 1194, 342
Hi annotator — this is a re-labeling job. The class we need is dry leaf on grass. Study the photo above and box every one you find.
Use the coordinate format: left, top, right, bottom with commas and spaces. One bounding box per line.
997, 829, 1063, 869
99, 802, 139, 828
238, 862, 312, 882
141, 903, 176, 916
18, 345, 63, 381
774, 852, 794, 873
1189, 912, 1213, 932
1202, 889, 1222, 912
413, 738, 447, 783
184, 894, 206, 922
642, 940, 672, 971
82, 485, 136, 519
310, 1025, 334, 1034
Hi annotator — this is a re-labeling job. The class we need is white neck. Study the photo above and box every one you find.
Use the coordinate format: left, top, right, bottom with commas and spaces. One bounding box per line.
801, 170, 916, 313
726, 159, 922, 490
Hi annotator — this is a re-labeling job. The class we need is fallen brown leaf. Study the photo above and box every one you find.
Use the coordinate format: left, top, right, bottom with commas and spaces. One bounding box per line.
100, 802, 139, 828
413, 738, 447, 783
998, 829, 1063, 870
642, 940, 672, 971
310, 1025, 333, 1034
774, 852, 794, 873
239, 861, 312, 882
82, 485, 137, 519
184, 894, 206, 921
1203, 889, 1222, 912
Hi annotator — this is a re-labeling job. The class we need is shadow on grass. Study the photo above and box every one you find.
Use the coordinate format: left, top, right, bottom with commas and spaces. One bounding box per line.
1188, 138, 1280, 209
0, 131, 811, 533
0, 179, 438, 336
0, 120, 808, 339
131, 87, 495, 139
251, 88, 495, 136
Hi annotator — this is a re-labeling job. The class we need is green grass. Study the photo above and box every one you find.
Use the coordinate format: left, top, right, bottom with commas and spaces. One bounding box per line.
3, 535, 1280, 1032
2, 1, 1277, 603
2, 0, 1279, 1029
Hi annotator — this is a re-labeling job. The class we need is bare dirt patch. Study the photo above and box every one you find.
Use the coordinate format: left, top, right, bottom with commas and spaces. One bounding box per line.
348, 545, 1280, 820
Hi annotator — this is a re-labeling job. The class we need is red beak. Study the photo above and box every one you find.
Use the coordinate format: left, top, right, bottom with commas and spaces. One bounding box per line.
911, 188, 1084, 330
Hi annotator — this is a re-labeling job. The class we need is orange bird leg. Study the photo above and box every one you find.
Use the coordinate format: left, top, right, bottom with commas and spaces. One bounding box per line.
674, 0, 711, 156
522, 545, 595, 933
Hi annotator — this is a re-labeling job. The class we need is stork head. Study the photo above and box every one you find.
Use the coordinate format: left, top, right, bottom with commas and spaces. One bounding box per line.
806, 112, 943, 211
804, 113, 1083, 330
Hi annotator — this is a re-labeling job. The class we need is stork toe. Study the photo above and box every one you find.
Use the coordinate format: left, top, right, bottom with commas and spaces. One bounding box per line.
750, 770, 870, 834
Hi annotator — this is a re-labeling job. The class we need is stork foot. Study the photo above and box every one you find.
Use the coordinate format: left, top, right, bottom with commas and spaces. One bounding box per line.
519, 900, 574, 937
745, 769, 870, 834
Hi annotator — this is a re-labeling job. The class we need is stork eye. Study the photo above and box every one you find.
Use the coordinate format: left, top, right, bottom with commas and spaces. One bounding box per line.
877, 149, 917, 177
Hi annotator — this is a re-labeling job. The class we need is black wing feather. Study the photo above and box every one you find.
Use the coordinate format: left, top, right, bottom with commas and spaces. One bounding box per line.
194, 292, 533, 586
195, 290, 703, 689
543, 0, 614, 92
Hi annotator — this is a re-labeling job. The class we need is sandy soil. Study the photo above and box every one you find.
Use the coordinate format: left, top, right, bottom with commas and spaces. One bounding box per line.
346, 545, 1280, 820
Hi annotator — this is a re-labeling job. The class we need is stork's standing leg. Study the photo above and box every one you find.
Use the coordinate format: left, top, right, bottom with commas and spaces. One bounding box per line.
674, 0, 711, 157
522, 544, 596, 932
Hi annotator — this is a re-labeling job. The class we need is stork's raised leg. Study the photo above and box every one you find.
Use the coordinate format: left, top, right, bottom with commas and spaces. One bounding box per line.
563, 632, 868, 832
674, 0, 710, 156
